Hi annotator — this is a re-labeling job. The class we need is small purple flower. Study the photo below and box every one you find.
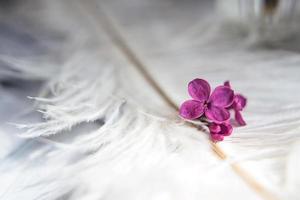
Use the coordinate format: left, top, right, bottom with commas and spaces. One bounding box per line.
224, 81, 247, 126
209, 122, 233, 142
179, 79, 234, 123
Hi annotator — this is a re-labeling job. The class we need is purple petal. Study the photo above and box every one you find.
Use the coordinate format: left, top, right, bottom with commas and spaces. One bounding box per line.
211, 133, 224, 142
235, 110, 246, 126
233, 94, 247, 111
188, 79, 210, 102
179, 100, 205, 120
209, 123, 221, 134
209, 122, 233, 142
209, 86, 234, 108
224, 81, 231, 88
205, 105, 230, 122
220, 123, 233, 136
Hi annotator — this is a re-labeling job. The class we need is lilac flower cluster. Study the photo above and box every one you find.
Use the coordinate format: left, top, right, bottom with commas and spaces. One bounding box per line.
179, 79, 247, 142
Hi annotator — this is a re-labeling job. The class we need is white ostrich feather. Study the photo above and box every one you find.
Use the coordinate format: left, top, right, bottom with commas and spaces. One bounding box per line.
1, 0, 300, 200
97, 0, 300, 199
0, 1, 255, 200
0, 49, 259, 200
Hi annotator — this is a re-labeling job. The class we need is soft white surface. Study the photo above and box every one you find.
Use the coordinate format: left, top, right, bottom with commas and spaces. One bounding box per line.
0, 0, 299, 200
100, 0, 300, 198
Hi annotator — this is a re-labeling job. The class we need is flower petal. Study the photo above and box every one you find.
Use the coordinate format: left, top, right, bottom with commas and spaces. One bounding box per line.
205, 105, 230, 122
233, 94, 247, 111
211, 133, 224, 142
188, 79, 210, 102
209, 122, 232, 142
220, 123, 233, 136
209, 123, 221, 134
209, 86, 234, 108
235, 110, 246, 126
179, 100, 205, 120
224, 81, 231, 88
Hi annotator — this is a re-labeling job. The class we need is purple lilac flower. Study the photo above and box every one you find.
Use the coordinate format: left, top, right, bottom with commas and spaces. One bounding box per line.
224, 81, 247, 126
179, 79, 234, 123
209, 122, 233, 142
